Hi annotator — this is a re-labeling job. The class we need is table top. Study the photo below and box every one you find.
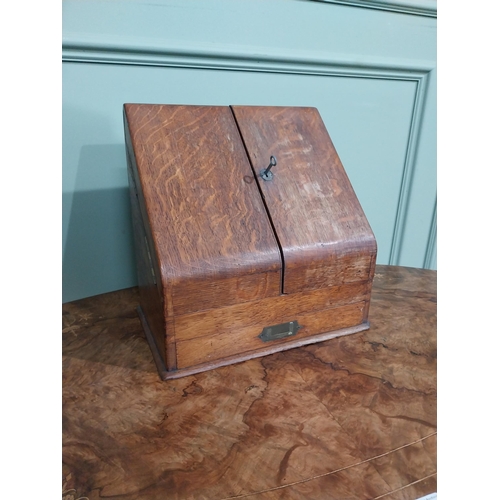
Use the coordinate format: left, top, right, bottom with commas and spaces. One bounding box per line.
62, 265, 437, 500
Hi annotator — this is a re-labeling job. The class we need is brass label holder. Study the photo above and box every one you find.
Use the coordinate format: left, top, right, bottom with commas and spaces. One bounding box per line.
259, 320, 302, 342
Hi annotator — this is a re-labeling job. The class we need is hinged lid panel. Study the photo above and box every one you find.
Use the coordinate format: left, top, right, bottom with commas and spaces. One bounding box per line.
124, 104, 282, 314
232, 106, 377, 294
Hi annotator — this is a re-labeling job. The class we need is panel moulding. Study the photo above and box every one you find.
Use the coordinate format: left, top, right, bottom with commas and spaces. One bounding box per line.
388, 69, 431, 265
423, 196, 437, 269
310, 0, 436, 18
62, 39, 435, 268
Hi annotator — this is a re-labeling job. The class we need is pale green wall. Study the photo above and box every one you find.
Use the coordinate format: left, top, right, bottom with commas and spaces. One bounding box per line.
62, 0, 437, 303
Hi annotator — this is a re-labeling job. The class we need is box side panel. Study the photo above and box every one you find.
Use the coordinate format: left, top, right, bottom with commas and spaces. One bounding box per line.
125, 115, 175, 370
232, 105, 377, 294
127, 154, 169, 368
124, 104, 282, 315
362, 253, 377, 323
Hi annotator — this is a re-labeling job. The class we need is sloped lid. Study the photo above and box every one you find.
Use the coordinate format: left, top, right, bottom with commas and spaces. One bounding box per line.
231, 105, 377, 294
124, 104, 282, 315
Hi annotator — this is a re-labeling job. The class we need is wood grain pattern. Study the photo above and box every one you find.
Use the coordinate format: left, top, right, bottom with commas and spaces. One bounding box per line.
62, 265, 436, 500
176, 301, 366, 368
126, 146, 170, 369
152, 322, 370, 381
124, 104, 282, 316
174, 281, 369, 342
231, 105, 377, 294
125, 115, 180, 370
125, 104, 377, 378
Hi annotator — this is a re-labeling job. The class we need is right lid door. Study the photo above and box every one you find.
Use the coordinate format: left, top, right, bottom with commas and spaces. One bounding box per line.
231, 106, 377, 295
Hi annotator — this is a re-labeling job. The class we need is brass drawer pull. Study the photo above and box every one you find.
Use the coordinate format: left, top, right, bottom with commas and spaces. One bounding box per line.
259, 320, 302, 342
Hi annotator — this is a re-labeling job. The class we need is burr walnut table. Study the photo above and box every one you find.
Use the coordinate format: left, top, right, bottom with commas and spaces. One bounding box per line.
62, 265, 437, 500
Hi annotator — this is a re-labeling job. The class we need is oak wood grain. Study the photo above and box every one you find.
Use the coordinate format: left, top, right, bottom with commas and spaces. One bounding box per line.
124, 104, 282, 317
62, 265, 436, 500
174, 281, 369, 342
176, 301, 366, 368
231, 105, 377, 294
124, 104, 376, 378
152, 322, 370, 381
125, 104, 378, 379
126, 145, 171, 369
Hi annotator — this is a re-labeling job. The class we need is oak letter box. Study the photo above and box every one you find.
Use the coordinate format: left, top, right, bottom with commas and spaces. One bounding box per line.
124, 105, 377, 380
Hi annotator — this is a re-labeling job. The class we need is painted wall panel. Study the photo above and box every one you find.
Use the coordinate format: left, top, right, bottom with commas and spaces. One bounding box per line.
63, 0, 436, 64
397, 68, 437, 267
62, 0, 436, 302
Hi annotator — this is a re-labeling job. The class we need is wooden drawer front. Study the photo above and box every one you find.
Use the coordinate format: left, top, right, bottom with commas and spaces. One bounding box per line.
174, 281, 369, 343
175, 301, 366, 369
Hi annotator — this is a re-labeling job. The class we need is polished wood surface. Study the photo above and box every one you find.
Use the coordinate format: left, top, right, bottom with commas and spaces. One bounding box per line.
126, 147, 171, 369
62, 265, 437, 500
231, 106, 377, 295
176, 301, 366, 369
124, 104, 378, 380
124, 103, 282, 316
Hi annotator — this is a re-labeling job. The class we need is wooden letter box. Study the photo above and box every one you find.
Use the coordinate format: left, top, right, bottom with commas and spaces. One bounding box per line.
124, 104, 377, 380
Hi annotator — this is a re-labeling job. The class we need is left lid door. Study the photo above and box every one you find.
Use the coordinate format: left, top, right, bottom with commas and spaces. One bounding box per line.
124, 104, 282, 315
